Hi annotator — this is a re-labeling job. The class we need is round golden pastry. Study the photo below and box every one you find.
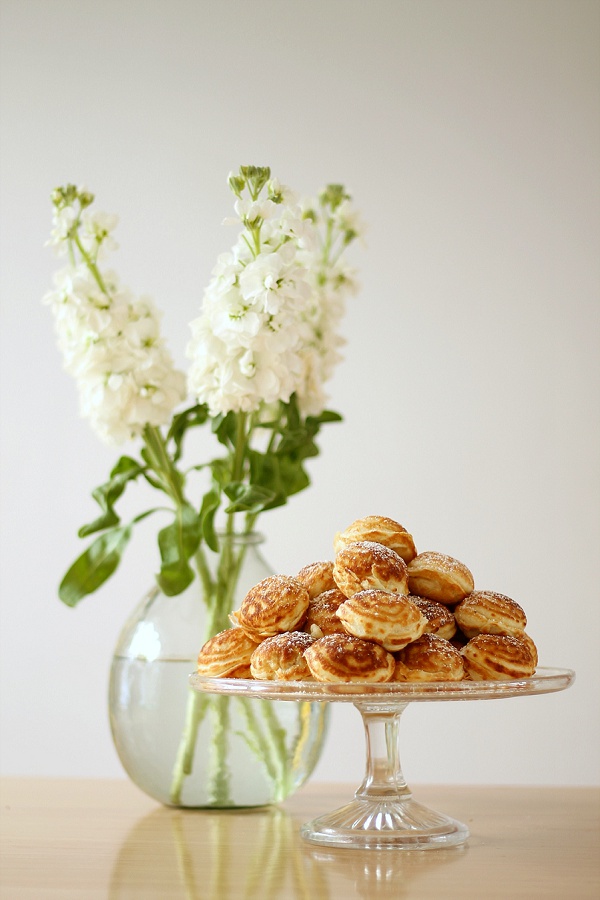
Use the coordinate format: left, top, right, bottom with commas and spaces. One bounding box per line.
391, 633, 466, 682
461, 634, 536, 681
407, 551, 474, 604
250, 631, 314, 681
296, 560, 337, 599
231, 575, 310, 639
333, 515, 417, 563
336, 589, 428, 652
517, 632, 539, 668
410, 596, 457, 641
303, 588, 348, 639
197, 627, 261, 677
333, 541, 409, 598
453, 590, 526, 639
304, 633, 395, 683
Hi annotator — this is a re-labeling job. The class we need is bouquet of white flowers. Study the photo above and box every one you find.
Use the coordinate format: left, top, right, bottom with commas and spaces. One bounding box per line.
45, 166, 362, 805
45, 168, 361, 603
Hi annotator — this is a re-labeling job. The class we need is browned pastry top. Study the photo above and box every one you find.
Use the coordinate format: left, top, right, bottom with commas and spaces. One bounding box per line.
303, 588, 348, 638
410, 596, 457, 640
454, 590, 527, 638
250, 631, 314, 681
407, 551, 474, 604
518, 632, 539, 668
461, 633, 536, 681
304, 633, 395, 683
392, 633, 465, 682
233, 575, 310, 639
197, 627, 261, 677
296, 560, 337, 599
333, 541, 409, 597
336, 589, 428, 651
334, 515, 417, 563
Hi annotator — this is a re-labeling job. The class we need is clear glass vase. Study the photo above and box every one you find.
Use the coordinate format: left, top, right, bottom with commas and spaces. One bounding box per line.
108, 532, 329, 808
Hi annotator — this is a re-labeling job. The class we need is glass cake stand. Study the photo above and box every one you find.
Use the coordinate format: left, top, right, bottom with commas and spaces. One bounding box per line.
189, 666, 575, 850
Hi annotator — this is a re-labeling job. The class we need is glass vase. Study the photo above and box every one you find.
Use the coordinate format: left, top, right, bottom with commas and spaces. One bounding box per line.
108, 532, 329, 808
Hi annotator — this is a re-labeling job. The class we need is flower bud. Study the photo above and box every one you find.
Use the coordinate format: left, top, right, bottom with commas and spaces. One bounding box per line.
228, 173, 245, 197
319, 184, 350, 212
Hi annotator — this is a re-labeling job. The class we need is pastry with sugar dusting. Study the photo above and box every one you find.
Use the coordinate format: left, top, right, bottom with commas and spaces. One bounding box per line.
461, 634, 536, 680
336, 589, 428, 651
196, 512, 543, 685
296, 560, 337, 599
334, 515, 417, 563
250, 631, 314, 681
333, 541, 409, 597
231, 575, 310, 640
304, 633, 395, 683
197, 627, 261, 677
454, 590, 526, 639
303, 588, 348, 639
392, 633, 466, 682
407, 551, 474, 604
410, 595, 457, 640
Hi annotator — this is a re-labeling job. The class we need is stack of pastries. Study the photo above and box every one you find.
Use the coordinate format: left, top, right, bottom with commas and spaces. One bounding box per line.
197, 515, 538, 684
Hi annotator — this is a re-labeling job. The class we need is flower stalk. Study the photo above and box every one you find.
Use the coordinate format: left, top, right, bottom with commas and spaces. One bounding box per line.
44, 169, 362, 804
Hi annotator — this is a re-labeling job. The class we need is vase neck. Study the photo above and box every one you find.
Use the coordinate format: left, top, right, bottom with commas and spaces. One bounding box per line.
216, 530, 265, 548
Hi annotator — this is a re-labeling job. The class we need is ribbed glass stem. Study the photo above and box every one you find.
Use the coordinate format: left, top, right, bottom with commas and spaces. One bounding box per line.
354, 702, 411, 801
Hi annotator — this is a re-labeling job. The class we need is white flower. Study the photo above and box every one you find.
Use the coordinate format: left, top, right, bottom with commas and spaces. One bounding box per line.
334, 198, 366, 241
238, 247, 308, 316
80, 210, 119, 258
187, 175, 359, 418
187, 239, 314, 415
45, 257, 187, 444
47, 207, 78, 255
234, 196, 280, 224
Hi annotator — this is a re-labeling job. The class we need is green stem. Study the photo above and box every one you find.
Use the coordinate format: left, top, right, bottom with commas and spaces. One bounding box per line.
195, 545, 215, 612
208, 696, 232, 805
169, 535, 246, 805
169, 691, 210, 806
321, 216, 334, 268
142, 424, 186, 506
235, 698, 282, 790
71, 228, 111, 296
170, 498, 294, 807
232, 412, 248, 485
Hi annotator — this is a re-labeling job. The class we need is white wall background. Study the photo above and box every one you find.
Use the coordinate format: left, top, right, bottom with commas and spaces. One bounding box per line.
1, 0, 598, 790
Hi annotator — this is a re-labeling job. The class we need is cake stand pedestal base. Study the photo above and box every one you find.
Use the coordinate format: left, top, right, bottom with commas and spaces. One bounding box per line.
301, 700, 469, 850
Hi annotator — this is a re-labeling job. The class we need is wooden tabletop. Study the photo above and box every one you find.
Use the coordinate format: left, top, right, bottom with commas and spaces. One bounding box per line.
1, 778, 599, 899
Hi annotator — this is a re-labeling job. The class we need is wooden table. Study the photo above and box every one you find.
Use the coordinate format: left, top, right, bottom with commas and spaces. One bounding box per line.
1, 779, 598, 898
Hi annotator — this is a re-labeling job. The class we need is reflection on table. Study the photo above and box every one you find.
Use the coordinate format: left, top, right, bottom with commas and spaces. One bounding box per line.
2, 779, 598, 899
109, 802, 464, 899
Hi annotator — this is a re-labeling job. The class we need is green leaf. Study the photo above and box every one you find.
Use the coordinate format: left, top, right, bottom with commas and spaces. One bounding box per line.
59, 526, 132, 607
307, 409, 343, 427
142, 469, 165, 492
208, 457, 232, 488
223, 482, 277, 514
277, 429, 318, 460
156, 504, 201, 596
78, 507, 119, 537
167, 403, 209, 462
140, 446, 167, 492
284, 393, 301, 430
277, 456, 311, 497
247, 450, 287, 511
199, 488, 221, 552
78, 456, 143, 537
211, 411, 238, 449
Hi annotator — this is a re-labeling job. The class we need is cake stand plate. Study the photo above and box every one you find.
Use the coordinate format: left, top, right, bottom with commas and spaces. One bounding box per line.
189, 667, 574, 850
